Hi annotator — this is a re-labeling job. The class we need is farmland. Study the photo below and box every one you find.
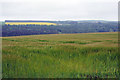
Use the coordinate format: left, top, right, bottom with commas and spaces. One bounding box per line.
2, 20, 118, 37
2, 32, 119, 78
5, 22, 57, 25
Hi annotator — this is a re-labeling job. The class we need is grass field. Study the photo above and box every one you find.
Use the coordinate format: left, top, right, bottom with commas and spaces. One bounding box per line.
5, 22, 57, 25
2, 32, 119, 78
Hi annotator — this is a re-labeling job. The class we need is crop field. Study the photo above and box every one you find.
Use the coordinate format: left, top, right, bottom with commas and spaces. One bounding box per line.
2, 32, 119, 78
5, 22, 57, 25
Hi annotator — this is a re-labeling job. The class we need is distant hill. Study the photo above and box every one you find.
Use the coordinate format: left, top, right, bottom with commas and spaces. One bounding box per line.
5, 20, 55, 22
2, 20, 118, 37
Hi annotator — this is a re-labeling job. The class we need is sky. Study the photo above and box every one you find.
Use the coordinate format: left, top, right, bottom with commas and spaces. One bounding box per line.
0, 0, 119, 21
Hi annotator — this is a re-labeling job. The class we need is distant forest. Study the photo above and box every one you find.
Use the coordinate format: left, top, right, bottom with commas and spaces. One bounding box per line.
2, 21, 118, 37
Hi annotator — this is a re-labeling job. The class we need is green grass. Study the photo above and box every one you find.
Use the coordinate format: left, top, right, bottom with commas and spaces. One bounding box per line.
2, 32, 119, 78
60, 41, 89, 44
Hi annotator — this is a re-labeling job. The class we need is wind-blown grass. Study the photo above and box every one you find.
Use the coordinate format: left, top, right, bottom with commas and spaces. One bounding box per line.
2, 32, 119, 78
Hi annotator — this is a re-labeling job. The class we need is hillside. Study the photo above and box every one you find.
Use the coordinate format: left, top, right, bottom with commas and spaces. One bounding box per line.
2, 20, 118, 37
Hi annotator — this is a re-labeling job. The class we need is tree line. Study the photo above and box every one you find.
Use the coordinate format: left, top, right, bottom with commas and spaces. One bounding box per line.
2, 21, 118, 37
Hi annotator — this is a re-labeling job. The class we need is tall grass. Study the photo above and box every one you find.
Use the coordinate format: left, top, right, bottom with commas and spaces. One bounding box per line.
2, 32, 119, 78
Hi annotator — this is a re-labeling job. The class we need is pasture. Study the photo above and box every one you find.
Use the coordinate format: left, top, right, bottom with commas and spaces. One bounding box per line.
2, 32, 119, 78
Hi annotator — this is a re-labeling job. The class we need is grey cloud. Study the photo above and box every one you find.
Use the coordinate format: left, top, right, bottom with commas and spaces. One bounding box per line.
0, 0, 118, 21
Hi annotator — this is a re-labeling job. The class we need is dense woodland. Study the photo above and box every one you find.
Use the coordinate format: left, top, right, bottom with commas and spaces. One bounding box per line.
2, 21, 118, 36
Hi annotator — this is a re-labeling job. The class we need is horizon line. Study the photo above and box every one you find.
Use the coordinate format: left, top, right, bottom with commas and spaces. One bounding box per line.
0, 19, 118, 22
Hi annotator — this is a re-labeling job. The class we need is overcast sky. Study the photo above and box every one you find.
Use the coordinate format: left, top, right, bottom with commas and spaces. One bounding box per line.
0, 0, 119, 21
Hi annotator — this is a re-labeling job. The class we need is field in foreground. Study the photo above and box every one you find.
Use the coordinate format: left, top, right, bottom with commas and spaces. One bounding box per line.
2, 32, 119, 78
